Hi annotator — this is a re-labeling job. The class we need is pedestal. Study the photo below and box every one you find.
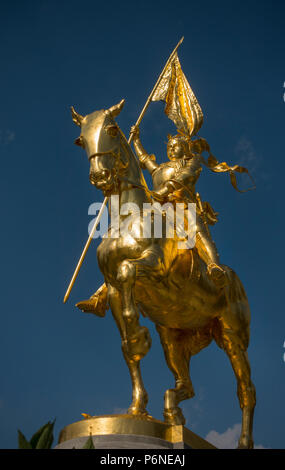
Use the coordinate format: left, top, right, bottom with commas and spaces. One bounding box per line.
55, 414, 216, 449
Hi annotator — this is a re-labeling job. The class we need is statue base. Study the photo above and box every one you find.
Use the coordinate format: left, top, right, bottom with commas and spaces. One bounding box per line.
56, 414, 216, 449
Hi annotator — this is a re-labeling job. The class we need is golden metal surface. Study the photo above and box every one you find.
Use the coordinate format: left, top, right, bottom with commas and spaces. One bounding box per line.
67, 40, 256, 449
152, 51, 203, 136
64, 39, 185, 303
58, 415, 215, 449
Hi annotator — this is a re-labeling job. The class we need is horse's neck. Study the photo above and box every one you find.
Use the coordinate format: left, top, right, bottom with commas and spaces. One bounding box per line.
118, 132, 150, 209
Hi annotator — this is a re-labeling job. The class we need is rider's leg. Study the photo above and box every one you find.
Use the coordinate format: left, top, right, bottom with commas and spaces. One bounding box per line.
195, 220, 227, 287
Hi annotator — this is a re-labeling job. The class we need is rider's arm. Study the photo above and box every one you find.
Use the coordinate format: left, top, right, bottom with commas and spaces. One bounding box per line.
130, 126, 159, 175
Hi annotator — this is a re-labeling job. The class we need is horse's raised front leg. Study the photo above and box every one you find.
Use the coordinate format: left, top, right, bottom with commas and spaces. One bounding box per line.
108, 284, 149, 416
116, 250, 163, 362
156, 325, 196, 425
116, 245, 169, 362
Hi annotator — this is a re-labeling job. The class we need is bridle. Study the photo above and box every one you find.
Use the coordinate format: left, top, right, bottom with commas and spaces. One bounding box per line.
90, 134, 155, 199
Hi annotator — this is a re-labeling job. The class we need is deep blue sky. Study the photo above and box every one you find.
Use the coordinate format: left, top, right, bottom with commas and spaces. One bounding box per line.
0, 0, 284, 449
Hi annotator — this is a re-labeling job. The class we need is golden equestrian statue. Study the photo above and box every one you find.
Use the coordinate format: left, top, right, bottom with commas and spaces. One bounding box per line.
64, 39, 256, 449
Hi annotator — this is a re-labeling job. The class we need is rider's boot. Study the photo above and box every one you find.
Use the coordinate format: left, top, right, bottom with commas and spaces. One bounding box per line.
76, 283, 108, 316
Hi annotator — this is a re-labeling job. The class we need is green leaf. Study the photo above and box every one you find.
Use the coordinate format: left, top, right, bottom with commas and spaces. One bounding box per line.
81, 435, 95, 449
30, 421, 53, 449
46, 432, 55, 450
35, 421, 55, 449
18, 430, 32, 449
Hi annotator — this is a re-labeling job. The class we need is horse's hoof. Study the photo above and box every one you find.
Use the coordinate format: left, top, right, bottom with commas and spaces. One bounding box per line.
164, 407, 186, 426
127, 406, 149, 417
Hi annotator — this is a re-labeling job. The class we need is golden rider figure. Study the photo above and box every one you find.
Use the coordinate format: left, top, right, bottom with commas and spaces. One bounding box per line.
130, 125, 227, 287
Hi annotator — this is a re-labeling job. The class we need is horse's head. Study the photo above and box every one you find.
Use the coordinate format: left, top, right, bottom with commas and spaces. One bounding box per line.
71, 99, 128, 194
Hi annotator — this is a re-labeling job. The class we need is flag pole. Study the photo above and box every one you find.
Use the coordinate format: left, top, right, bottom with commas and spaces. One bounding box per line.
63, 196, 108, 303
128, 36, 184, 144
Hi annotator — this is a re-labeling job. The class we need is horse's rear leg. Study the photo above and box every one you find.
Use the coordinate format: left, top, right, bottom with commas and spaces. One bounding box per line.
108, 284, 149, 416
156, 325, 195, 425
215, 324, 256, 449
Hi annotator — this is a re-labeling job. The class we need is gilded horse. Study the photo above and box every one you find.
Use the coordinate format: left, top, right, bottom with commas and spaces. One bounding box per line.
71, 100, 256, 449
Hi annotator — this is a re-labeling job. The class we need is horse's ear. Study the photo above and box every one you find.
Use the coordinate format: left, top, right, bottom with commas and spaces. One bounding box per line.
107, 99, 125, 118
71, 106, 84, 127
